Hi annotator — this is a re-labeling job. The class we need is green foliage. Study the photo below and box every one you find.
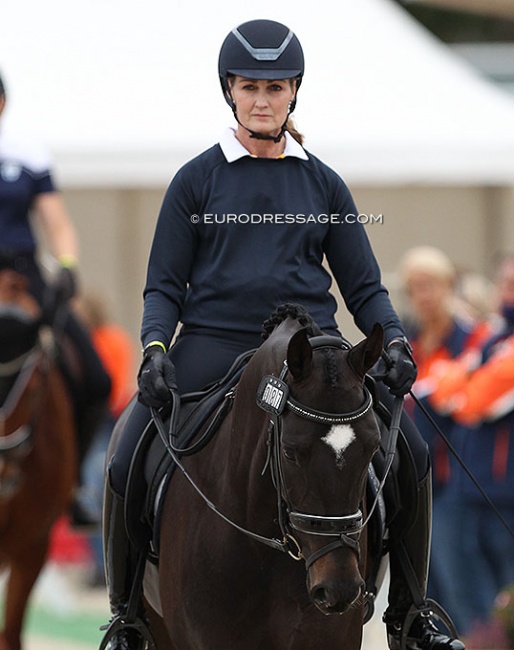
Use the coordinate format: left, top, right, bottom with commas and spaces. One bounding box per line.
393, 1, 514, 42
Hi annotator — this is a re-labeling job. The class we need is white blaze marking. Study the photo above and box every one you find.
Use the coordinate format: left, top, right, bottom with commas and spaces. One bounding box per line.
322, 424, 356, 468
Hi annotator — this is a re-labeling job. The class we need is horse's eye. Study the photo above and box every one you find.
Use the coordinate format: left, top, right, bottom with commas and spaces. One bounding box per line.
282, 447, 296, 461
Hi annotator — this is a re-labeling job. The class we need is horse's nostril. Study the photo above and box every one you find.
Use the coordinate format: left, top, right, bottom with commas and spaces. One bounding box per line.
310, 578, 364, 614
311, 586, 329, 606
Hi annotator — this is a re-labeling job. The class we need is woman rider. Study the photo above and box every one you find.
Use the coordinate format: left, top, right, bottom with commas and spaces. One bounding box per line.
103, 20, 464, 650
0, 74, 111, 526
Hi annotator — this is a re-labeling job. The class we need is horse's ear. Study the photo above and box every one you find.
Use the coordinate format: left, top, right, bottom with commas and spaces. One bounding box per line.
287, 328, 313, 380
347, 323, 384, 380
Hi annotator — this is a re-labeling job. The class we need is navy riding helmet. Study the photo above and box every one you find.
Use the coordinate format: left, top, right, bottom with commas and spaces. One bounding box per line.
218, 19, 305, 142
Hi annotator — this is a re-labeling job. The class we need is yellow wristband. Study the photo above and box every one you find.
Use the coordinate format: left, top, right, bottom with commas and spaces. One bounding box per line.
58, 254, 78, 269
144, 341, 167, 354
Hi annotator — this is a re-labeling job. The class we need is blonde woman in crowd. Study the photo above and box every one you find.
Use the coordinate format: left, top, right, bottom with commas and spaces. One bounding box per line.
399, 246, 488, 634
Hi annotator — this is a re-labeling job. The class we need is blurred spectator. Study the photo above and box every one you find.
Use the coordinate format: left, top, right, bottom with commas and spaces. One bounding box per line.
398, 246, 489, 633
455, 270, 495, 324
77, 292, 136, 420
464, 583, 514, 650
430, 253, 514, 635
75, 291, 137, 585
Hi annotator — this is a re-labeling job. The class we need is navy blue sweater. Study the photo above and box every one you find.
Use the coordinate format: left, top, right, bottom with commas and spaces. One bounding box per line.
0, 133, 55, 252
142, 143, 404, 348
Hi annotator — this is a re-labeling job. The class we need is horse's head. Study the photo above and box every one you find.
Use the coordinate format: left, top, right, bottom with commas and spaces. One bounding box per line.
0, 269, 41, 363
257, 306, 383, 615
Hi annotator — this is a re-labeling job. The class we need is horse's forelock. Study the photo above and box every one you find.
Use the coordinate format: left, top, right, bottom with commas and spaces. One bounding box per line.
261, 303, 322, 342
259, 304, 355, 392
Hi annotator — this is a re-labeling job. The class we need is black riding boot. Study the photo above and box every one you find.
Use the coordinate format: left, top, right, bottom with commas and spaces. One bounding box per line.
71, 399, 109, 527
100, 478, 146, 650
384, 470, 465, 650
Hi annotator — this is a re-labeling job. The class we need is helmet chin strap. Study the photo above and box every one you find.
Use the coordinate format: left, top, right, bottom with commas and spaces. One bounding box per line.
233, 110, 288, 143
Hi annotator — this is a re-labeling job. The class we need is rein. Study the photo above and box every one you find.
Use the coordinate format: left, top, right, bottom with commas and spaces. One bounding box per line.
0, 348, 44, 452
152, 335, 403, 567
151, 396, 291, 555
0, 350, 34, 378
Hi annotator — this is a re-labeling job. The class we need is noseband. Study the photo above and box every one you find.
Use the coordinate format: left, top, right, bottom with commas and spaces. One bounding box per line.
257, 335, 372, 567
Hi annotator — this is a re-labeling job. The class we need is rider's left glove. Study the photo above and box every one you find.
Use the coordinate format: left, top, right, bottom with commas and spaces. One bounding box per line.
137, 343, 178, 408
381, 337, 417, 397
55, 254, 78, 303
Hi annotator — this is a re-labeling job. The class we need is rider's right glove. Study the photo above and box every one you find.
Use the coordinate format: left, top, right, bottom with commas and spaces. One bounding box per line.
381, 337, 417, 397
137, 343, 178, 408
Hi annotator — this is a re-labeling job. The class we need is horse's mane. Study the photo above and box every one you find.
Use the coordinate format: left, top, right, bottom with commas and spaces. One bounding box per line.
261, 303, 323, 342
261, 303, 345, 388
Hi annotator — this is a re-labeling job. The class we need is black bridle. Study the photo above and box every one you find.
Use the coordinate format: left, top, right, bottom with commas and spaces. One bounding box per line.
257, 336, 374, 567
153, 334, 400, 569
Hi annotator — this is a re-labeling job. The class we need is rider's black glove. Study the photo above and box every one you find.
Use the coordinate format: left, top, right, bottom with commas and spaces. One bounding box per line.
137, 344, 178, 408
54, 265, 77, 304
381, 337, 417, 397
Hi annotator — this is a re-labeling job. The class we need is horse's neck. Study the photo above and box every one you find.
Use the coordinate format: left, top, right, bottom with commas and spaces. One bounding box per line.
208, 376, 276, 525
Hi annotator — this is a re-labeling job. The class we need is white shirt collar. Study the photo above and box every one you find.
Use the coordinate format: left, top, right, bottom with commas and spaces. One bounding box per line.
219, 127, 309, 163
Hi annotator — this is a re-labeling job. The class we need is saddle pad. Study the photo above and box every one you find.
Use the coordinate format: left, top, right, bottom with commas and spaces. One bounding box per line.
145, 388, 236, 558
124, 349, 256, 555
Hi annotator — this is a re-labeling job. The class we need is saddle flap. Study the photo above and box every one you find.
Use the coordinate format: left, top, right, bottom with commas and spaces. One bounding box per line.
124, 348, 256, 556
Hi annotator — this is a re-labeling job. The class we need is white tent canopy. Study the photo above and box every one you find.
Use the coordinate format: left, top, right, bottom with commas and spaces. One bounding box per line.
2, 0, 514, 186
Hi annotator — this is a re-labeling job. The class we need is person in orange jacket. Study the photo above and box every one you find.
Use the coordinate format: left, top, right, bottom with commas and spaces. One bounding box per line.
398, 246, 490, 633
430, 253, 514, 633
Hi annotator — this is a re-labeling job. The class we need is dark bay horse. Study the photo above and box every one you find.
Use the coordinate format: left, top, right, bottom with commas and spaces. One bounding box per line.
143, 307, 384, 649
0, 268, 76, 650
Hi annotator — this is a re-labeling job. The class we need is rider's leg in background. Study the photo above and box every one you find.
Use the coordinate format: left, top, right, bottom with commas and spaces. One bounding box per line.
428, 490, 468, 634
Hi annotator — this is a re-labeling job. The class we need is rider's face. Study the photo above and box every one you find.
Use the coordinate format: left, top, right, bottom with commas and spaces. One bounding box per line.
230, 76, 295, 138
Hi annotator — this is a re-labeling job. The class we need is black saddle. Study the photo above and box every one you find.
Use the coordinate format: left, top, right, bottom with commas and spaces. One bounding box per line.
124, 349, 256, 558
